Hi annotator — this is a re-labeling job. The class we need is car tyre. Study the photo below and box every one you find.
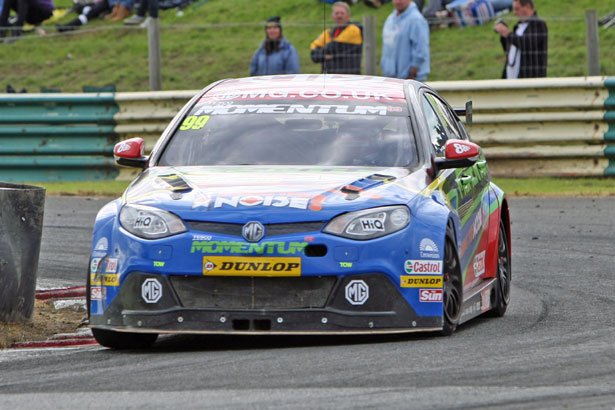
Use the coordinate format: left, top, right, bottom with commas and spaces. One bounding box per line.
487, 218, 511, 317
440, 228, 462, 336
92, 328, 158, 349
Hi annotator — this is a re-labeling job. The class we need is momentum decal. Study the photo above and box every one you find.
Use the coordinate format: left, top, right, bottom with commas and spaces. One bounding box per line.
202, 256, 301, 276
400, 276, 443, 288
191, 241, 307, 255
193, 104, 390, 117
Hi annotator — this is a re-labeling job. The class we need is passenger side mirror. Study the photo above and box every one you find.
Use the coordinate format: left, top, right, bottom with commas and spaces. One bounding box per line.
434, 139, 480, 171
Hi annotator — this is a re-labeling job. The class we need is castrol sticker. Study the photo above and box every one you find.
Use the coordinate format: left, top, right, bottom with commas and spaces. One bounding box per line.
404, 259, 443, 275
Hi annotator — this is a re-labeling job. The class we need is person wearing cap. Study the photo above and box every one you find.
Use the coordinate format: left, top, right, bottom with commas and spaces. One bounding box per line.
250, 16, 300, 76
310, 1, 363, 74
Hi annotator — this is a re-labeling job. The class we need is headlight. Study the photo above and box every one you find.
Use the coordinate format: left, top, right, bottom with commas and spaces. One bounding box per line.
119, 204, 187, 239
323, 206, 410, 240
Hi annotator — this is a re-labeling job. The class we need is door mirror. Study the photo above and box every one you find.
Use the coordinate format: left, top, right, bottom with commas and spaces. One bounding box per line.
113, 138, 148, 169
434, 139, 480, 171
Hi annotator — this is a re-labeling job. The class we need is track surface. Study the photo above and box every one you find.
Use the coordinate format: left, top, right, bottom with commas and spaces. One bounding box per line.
1, 196, 614, 409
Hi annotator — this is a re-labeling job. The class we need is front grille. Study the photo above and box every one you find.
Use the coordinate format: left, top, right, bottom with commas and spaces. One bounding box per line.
186, 221, 326, 238
169, 276, 336, 309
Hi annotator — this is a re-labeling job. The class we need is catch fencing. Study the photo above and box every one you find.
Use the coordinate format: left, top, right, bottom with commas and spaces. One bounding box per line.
0, 76, 613, 180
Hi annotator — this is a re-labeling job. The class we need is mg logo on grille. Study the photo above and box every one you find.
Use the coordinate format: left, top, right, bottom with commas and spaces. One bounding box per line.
242, 221, 265, 242
345, 280, 369, 305
142, 278, 162, 304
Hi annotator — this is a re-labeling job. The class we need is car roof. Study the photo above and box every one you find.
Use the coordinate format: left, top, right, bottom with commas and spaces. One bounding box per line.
205, 74, 412, 101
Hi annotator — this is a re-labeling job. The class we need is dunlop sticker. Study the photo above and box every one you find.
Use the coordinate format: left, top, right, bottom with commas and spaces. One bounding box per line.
90, 273, 120, 287
203, 256, 301, 277
400, 275, 443, 288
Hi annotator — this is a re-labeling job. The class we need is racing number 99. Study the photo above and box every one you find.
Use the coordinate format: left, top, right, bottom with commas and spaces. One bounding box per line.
180, 115, 210, 131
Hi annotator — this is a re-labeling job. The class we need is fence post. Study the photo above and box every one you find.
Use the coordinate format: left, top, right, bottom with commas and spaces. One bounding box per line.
148, 18, 162, 91
363, 15, 376, 76
585, 10, 600, 76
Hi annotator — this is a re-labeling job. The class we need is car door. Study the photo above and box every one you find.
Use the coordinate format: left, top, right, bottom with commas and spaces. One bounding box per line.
421, 92, 491, 292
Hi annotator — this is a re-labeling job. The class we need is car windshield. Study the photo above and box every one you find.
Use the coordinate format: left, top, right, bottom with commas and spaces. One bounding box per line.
158, 96, 417, 167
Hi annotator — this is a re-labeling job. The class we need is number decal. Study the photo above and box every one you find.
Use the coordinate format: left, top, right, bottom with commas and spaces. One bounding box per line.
180, 115, 210, 131
454, 143, 470, 154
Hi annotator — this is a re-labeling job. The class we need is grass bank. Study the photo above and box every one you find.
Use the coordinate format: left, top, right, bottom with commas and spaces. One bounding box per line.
1, 0, 614, 92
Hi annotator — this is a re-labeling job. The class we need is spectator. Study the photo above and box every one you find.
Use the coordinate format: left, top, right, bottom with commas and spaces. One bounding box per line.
310, 1, 363, 74
494, 0, 547, 78
250, 16, 300, 76
0, 0, 54, 38
56, 0, 110, 32
123, 0, 158, 26
105, 0, 132, 21
380, 0, 430, 81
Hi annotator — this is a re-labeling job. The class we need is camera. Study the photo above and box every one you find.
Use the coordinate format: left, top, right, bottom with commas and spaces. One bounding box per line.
493, 18, 507, 33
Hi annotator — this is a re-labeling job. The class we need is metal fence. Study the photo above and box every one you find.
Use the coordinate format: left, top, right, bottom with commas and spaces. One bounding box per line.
1, 9, 614, 92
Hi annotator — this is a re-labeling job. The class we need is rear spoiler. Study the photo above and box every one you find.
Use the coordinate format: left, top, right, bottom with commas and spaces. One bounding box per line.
454, 101, 472, 126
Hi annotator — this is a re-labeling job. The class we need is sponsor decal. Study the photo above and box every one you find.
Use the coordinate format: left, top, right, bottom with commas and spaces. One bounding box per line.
94, 237, 108, 251
242, 221, 265, 243
191, 240, 307, 255
90, 273, 120, 287
90, 257, 101, 274
473, 251, 486, 277
192, 234, 213, 241
359, 217, 385, 232
481, 288, 491, 312
419, 238, 440, 259
90, 287, 102, 301
105, 258, 118, 274
202, 256, 301, 276
339, 262, 353, 268
400, 275, 443, 288
193, 104, 389, 117
419, 289, 443, 302
404, 260, 443, 275
142, 278, 162, 304
213, 195, 310, 210
209, 89, 395, 102
461, 301, 481, 320
345, 280, 369, 305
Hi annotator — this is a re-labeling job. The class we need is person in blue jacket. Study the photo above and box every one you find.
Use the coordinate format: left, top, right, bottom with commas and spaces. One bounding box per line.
250, 16, 300, 76
380, 0, 430, 81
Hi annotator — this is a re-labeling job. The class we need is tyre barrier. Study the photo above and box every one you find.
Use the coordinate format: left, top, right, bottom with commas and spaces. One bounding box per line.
0, 183, 46, 323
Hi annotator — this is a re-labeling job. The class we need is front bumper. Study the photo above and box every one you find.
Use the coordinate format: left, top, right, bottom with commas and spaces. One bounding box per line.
90, 272, 443, 334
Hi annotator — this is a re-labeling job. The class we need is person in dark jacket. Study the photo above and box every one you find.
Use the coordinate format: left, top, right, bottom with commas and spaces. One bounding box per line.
310, 1, 363, 74
494, 0, 547, 78
0, 0, 54, 38
250, 16, 300, 76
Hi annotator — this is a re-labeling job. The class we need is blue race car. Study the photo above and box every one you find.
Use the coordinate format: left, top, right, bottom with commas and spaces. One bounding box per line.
88, 75, 511, 349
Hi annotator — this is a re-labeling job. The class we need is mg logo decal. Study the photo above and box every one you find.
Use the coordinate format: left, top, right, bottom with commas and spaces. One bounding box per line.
142, 278, 162, 304
345, 280, 369, 305
242, 221, 265, 242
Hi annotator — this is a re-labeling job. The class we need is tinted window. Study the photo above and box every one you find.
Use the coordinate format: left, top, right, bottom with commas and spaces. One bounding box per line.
421, 95, 448, 156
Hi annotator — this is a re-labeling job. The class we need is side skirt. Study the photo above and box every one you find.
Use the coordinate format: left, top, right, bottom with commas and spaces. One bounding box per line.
458, 278, 497, 324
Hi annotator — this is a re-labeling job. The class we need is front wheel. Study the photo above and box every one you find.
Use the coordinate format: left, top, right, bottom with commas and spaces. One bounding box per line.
441, 230, 463, 336
92, 328, 158, 349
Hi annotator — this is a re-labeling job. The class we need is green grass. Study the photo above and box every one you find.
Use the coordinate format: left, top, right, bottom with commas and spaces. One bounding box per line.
31, 177, 615, 197
2, 0, 614, 92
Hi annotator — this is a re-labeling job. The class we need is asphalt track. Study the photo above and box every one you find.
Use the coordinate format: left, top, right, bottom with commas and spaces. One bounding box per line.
1, 196, 614, 409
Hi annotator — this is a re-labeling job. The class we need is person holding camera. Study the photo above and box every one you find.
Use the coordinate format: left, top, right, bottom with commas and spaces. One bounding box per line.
494, 0, 547, 79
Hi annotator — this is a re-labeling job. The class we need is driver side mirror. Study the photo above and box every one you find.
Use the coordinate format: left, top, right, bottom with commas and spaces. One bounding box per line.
434, 139, 480, 172
113, 137, 148, 169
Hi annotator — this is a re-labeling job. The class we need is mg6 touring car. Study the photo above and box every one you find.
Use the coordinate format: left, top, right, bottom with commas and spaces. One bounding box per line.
88, 74, 511, 349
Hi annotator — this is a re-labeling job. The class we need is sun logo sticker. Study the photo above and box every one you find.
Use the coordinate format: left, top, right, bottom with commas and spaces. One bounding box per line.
419, 238, 439, 259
